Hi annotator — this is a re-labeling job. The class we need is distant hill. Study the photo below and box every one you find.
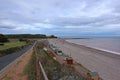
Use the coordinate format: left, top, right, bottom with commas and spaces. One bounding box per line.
5, 34, 57, 39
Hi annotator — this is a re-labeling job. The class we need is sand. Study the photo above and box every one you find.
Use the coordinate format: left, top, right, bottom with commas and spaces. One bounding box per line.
48, 39, 120, 80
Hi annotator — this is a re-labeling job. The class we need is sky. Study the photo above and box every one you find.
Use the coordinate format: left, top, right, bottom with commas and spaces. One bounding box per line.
0, 0, 120, 37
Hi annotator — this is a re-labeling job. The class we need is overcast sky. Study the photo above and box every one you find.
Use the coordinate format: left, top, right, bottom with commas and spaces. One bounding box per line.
0, 0, 120, 37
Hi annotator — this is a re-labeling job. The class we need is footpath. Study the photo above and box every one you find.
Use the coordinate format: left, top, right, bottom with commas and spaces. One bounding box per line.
0, 47, 33, 80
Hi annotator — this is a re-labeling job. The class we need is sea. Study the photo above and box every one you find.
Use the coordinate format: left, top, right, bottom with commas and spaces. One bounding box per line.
66, 37, 120, 55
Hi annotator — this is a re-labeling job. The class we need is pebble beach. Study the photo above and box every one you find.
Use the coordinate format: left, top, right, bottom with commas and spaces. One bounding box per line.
48, 39, 120, 80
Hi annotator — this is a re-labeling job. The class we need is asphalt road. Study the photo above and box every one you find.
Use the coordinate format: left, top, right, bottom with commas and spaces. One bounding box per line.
0, 44, 34, 71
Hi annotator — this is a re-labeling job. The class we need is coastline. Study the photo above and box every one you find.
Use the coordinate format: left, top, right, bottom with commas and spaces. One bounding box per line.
66, 39, 120, 56
48, 38, 120, 80
66, 40, 120, 59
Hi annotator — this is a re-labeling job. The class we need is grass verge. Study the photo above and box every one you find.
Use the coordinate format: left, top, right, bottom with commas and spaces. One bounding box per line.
23, 51, 37, 80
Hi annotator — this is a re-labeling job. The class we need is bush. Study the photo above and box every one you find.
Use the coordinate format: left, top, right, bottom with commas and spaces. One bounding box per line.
0, 43, 4, 46
0, 34, 9, 43
0, 45, 27, 57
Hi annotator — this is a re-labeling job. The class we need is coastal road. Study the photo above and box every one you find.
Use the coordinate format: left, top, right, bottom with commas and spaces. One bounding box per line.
48, 39, 120, 80
0, 44, 34, 72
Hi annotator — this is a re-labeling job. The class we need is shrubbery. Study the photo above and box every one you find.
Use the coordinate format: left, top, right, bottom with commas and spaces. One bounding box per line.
0, 34, 9, 43
0, 45, 28, 57
0, 43, 4, 46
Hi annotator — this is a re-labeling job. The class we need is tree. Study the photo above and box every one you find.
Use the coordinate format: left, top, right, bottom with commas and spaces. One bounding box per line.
48, 35, 57, 38
0, 34, 9, 43
6, 34, 47, 38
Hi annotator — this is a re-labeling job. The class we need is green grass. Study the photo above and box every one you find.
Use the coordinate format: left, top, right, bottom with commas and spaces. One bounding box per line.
23, 51, 37, 80
0, 42, 26, 50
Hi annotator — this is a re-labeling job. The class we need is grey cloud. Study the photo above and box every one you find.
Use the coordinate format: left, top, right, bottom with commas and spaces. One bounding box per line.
0, 26, 15, 29
0, 0, 120, 35
48, 14, 120, 27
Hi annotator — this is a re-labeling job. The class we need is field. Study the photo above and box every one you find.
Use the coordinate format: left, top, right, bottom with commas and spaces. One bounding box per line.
0, 42, 26, 50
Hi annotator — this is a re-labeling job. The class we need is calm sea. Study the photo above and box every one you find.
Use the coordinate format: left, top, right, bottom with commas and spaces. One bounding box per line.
66, 37, 120, 55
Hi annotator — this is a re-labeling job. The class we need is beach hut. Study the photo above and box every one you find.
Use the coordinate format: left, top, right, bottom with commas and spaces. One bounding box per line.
51, 46, 58, 51
64, 55, 69, 60
87, 72, 100, 80
66, 57, 73, 64
55, 49, 63, 56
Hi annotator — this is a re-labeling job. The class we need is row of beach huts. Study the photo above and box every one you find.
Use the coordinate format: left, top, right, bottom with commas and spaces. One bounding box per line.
43, 44, 74, 64
43, 43, 101, 80
50, 44, 74, 64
